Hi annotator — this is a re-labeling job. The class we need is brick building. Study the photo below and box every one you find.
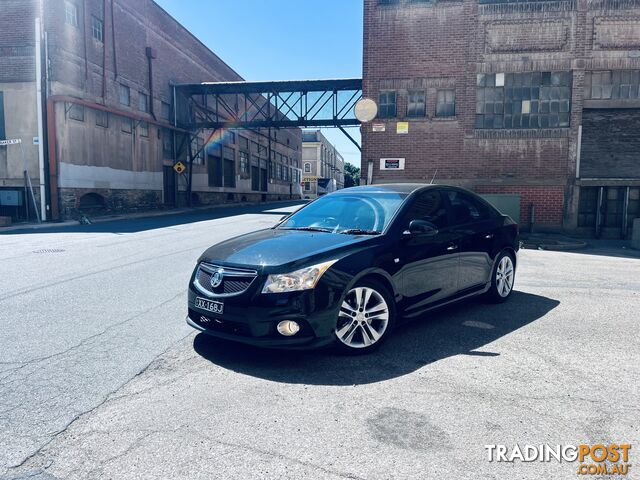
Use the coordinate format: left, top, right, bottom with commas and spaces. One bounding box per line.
362, 0, 640, 238
0, 0, 302, 222
301, 130, 345, 198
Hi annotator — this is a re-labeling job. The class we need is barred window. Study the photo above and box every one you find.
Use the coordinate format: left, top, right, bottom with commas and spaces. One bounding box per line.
436, 90, 456, 117
378, 91, 397, 118
476, 72, 572, 129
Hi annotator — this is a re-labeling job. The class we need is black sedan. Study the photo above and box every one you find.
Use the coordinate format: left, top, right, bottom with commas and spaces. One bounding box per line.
187, 184, 519, 353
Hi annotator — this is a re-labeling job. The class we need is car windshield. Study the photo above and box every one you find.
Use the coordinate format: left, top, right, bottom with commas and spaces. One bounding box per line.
279, 192, 407, 234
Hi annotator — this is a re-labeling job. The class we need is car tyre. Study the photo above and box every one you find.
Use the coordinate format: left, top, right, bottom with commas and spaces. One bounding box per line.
484, 250, 516, 304
334, 278, 395, 355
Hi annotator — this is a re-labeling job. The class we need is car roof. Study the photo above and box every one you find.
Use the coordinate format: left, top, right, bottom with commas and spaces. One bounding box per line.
334, 184, 437, 195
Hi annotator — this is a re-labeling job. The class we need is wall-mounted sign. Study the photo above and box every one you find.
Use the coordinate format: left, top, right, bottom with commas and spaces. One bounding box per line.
33, 137, 40, 145
372, 123, 386, 132
302, 176, 317, 183
380, 158, 405, 170
0, 138, 21, 146
396, 122, 409, 134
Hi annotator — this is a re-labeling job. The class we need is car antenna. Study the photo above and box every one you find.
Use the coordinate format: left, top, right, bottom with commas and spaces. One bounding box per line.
430, 169, 438, 185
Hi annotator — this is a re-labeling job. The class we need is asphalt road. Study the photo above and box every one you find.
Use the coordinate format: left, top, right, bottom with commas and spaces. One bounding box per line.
1, 204, 638, 479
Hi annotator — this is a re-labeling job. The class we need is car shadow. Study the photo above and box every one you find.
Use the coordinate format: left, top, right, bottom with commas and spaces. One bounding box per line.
193, 291, 559, 385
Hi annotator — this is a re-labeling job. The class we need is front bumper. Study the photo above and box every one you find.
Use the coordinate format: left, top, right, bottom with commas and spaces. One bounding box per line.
186, 277, 343, 349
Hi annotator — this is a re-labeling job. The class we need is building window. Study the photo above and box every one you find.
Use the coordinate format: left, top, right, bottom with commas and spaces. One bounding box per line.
96, 109, 108, 128
163, 129, 173, 158
476, 72, 572, 129
407, 90, 426, 118
436, 89, 456, 117
192, 137, 204, 165
121, 117, 132, 134
378, 0, 399, 4
139, 121, 149, 138
239, 151, 250, 177
378, 91, 397, 118
304, 181, 311, 191
239, 135, 249, 150
119, 84, 130, 107
161, 101, 171, 120
138, 92, 149, 113
66, 103, 84, 122
91, 16, 103, 42
586, 70, 640, 100
226, 131, 235, 144
64, 1, 78, 28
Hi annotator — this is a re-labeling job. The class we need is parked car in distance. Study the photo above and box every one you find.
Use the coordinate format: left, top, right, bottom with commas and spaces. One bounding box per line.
187, 184, 519, 354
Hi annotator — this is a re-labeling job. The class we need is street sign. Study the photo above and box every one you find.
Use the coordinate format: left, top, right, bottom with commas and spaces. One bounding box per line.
0, 138, 22, 146
396, 122, 409, 134
173, 161, 186, 174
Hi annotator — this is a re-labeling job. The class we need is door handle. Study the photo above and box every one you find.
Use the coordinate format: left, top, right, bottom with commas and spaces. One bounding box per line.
484, 233, 494, 240
447, 244, 458, 251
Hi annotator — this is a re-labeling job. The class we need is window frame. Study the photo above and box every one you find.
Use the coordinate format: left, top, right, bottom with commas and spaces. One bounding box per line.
138, 92, 149, 113
378, 90, 397, 119
91, 15, 103, 42
436, 89, 456, 118
95, 109, 109, 128
119, 84, 131, 107
64, 1, 79, 28
407, 90, 427, 118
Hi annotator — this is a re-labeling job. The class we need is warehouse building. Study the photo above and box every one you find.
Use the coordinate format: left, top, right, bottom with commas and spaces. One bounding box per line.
0, 0, 302, 222
362, 0, 640, 238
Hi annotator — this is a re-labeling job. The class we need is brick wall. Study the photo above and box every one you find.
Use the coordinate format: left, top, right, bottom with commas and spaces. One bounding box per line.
362, 0, 640, 232
0, 0, 37, 83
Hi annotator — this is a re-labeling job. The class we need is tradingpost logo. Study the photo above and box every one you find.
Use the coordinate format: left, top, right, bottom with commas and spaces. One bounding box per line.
485, 444, 632, 476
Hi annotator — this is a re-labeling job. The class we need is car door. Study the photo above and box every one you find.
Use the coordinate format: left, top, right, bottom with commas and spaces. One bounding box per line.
396, 189, 461, 317
443, 189, 497, 293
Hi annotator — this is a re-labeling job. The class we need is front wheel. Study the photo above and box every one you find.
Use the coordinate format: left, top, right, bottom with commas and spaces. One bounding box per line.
334, 279, 395, 354
485, 251, 516, 303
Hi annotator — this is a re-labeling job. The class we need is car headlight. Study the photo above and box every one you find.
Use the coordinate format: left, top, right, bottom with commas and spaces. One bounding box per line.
262, 260, 337, 294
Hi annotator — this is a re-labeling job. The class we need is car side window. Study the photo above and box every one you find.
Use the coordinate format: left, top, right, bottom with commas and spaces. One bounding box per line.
403, 190, 449, 229
446, 190, 492, 226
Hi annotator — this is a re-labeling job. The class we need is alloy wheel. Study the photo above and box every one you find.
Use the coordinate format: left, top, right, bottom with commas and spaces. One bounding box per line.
496, 255, 514, 298
336, 287, 390, 349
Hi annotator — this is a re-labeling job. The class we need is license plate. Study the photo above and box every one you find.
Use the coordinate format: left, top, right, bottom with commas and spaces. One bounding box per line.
195, 297, 224, 315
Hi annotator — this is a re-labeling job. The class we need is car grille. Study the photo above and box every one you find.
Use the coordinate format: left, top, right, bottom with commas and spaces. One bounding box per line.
189, 308, 251, 337
194, 263, 258, 297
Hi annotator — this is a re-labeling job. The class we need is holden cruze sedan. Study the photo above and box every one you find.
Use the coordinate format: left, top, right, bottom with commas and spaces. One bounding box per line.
187, 184, 519, 354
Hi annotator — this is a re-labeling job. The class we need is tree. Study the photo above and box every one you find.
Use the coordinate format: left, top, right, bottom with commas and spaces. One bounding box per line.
343, 163, 361, 188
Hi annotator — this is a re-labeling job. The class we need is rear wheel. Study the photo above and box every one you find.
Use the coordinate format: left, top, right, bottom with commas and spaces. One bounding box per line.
334, 279, 395, 354
485, 251, 516, 303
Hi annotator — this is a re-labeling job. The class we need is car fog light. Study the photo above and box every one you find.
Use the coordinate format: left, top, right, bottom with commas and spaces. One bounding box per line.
277, 320, 300, 337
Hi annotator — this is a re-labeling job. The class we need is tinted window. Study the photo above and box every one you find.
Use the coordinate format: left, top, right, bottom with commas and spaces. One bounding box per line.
280, 193, 406, 233
403, 190, 448, 229
446, 190, 493, 225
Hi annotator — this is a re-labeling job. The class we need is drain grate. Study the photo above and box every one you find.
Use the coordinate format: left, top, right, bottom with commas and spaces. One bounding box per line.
33, 248, 66, 254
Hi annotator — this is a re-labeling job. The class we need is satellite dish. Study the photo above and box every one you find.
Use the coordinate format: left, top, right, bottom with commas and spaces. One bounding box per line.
354, 98, 378, 123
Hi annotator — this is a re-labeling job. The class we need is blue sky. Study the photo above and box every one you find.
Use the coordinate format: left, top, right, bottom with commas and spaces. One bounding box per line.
155, 0, 364, 168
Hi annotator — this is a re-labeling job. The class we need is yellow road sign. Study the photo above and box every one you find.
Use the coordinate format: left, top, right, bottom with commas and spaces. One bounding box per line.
173, 162, 186, 174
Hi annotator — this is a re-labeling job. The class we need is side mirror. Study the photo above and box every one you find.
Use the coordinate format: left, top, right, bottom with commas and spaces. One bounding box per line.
407, 219, 439, 237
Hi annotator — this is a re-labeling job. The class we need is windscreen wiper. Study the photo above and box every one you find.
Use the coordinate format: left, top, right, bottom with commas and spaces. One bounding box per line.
338, 229, 382, 235
281, 226, 333, 233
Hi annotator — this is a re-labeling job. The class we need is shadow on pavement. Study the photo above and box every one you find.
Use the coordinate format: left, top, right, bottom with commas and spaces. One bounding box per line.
193, 291, 559, 385
0, 201, 306, 235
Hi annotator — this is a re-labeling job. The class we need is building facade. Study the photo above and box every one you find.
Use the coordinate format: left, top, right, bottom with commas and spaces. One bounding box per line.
362, 0, 640, 238
0, 0, 302, 222
301, 130, 345, 198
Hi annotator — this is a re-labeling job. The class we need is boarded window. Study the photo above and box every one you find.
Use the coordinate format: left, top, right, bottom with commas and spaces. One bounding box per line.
67, 103, 85, 122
